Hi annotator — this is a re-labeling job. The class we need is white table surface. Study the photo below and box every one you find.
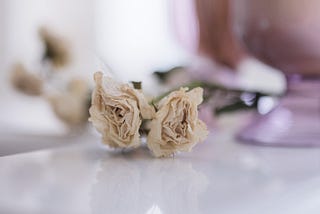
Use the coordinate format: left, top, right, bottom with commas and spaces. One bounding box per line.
1, 113, 320, 214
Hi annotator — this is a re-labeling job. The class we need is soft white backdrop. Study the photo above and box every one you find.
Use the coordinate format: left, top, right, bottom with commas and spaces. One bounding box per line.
0, 0, 190, 136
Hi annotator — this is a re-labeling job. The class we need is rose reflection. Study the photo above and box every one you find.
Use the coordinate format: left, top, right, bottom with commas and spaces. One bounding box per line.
90, 154, 208, 214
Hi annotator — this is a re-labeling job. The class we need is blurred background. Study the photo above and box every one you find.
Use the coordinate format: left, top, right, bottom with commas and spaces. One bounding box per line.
0, 1, 320, 213
0, 0, 319, 155
0, 0, 190, 139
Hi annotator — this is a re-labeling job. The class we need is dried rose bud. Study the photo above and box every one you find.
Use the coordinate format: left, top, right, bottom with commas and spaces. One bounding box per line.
148, 87, 208, 157
47, 78, 90, 127
39, 27, 70, 68
89, 72, 155, 148
10, 63, 43, 96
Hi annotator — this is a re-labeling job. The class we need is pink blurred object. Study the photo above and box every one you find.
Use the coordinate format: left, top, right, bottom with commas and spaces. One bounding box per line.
198, 103, 217, 130
188, 57, 238, 90
170, 0, 198, 54
172, 0, 320, 76
238, 77, 320, 146
242, 0, 320, 75
170, 0, 320, 146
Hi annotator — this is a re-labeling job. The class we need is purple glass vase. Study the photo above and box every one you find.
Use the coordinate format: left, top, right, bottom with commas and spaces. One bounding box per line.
238, 77, 320, 146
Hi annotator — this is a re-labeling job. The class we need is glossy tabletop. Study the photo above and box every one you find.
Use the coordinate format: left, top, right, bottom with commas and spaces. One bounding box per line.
1, 114, 320, 214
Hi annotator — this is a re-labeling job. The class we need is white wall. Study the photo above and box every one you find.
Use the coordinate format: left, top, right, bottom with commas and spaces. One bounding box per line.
94, 0, 189, 83
0, 0, 189, 134
0, 1, 5, 81
1, 0, 95, 77
0, 0, 95, 134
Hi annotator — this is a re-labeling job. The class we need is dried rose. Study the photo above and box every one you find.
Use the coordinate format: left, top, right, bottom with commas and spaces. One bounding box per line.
47, 78, 90, 127
10, 63, 43, 96
89, 72, 155, 148
147, 87, 208, 157
39, 27, 70, 68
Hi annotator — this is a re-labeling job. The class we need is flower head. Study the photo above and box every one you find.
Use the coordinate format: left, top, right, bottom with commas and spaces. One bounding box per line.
89, 72, 155, 148
148, 87, 208, 157
11, 63, 43, 96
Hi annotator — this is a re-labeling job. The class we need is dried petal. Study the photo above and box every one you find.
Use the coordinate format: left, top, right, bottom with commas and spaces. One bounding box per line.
11, 63, 43, 96
47, 78, 90, 127
89, 72, 155, 148
148, 87, 208, 157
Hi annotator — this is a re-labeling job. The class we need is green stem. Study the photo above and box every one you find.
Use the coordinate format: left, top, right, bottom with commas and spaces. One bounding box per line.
215, 100, 256, 115
151, 81, 277, 115
151, 81, 267, 104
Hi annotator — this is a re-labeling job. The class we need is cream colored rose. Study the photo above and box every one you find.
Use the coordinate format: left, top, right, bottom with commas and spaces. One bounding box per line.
47, 78, 90, 127
89, 72, 155, 148
148, 87, 208, 157
11, 63, 43, 96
